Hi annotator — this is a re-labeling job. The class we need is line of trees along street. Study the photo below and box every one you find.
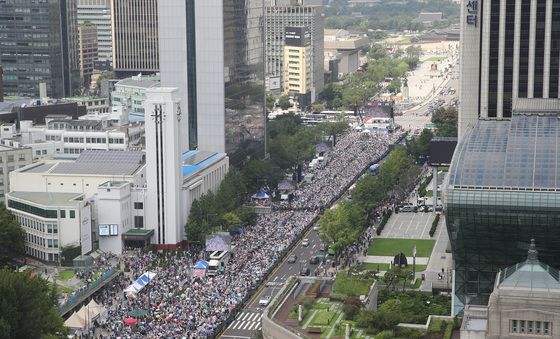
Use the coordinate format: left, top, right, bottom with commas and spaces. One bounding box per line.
319, 148, 421, 252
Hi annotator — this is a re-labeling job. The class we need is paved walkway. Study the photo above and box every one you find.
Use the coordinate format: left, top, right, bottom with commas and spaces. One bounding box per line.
358, 255, 429, 265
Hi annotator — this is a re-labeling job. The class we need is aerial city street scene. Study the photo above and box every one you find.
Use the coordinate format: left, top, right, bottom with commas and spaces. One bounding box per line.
0, 0, 559, 338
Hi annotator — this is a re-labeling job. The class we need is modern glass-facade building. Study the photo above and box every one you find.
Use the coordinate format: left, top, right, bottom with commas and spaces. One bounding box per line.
223, 0, 266, 164
0, 0, 79, 98
445, 111, 560, 315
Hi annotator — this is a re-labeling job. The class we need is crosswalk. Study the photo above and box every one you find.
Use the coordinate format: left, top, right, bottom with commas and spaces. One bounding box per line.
227, 311, 263, 331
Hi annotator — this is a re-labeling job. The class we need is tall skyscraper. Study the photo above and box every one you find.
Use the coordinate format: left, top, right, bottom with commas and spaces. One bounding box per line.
111, 0, 159, 77
459, 0, 560, 139
447, 0, 560, 315
77, 0, 113, 64
158, 0, 266, 162
265, 4, 324, 101
0, 0, 79, 98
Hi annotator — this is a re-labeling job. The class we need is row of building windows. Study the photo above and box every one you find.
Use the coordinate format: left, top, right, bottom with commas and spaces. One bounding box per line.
25, 246, 59, 263
16, 214, 58, 234
61, 137, 125, 144
0, 154, 26, 162
511, 320, 551, 335
8, 199, 76, 219
26, 233, 58, 248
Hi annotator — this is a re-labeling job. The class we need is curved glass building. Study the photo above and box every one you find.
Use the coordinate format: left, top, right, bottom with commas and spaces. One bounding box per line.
445, 112, 560, 314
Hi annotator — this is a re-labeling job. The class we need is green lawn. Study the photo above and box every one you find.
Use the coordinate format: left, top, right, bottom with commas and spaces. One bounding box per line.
312, 311, 337, 326
356, 262, 427, 272
57, 270, 75, 281
368, 238, 435, 257
333, 271, 374, 297
396, 36, 412, 44
426, 56, 447, 62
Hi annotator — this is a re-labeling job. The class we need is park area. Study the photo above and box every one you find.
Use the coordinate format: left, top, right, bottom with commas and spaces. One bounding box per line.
368, 238, 435, 257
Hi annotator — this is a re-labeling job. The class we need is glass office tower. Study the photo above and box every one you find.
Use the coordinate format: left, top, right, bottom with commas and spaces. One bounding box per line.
0, 0, 79, 98
223, 0, 266, 165
445, 113, 560, 314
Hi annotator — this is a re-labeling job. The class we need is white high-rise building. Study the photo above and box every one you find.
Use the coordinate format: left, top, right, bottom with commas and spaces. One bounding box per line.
144, 88, 184, 245
459, 0, 560, 139
158, 0, 224, 154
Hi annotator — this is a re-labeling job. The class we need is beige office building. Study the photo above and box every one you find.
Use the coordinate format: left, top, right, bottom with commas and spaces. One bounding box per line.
283, 27, 312, 107
111, 0, 159, 76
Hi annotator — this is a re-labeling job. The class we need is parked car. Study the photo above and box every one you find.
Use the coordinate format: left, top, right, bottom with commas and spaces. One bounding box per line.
313, 225, 320, 231
300, 266, 311, 276
302, 238, 310, 246
287, 255, 297, 263
320, 243, 328, 252
259, 295, 271, 307
309, 256, 320, 265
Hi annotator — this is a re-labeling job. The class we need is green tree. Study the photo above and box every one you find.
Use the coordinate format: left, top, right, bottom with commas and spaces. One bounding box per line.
432, 106, 458, 137
242, 159, 284, 193
278, 95, 291, 110
312, 103, 325, 112
221, 212, 241, 230
316, 113, 350, 146
0, 269, 66, 338
0, 203, 25, 266
266, 93, 276, 111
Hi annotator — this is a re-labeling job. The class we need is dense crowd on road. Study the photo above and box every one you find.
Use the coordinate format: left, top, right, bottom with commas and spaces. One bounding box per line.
90, 130, 403, 338
278, 130, 404, 210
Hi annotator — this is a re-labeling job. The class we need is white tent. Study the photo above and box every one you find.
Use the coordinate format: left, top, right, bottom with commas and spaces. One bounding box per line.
64, 312, 86, 330
86, 299, 107, 319
76, 305, 99, 326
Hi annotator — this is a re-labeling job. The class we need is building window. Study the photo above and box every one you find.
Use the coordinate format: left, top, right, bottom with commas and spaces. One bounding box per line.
7, 155, 14, 162
529, 321, 534, 333
544, 322, 550, 335
134, 202, 143, 210
18, 154, 25, 161
69, 210, 75, 218
134, 215, 144, 228
60, 210, 66, 218
520, 320, 526, 333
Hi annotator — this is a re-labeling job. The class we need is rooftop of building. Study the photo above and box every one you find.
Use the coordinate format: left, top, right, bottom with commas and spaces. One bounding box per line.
115, 75, 160, 89
181, 150, 227, 179
98, 181, 130, 188
448, 114, 560, 190
497, 239, 560, 291
8, 191, 84, 207
19, 150, 145, 176
324, 29, 369, 50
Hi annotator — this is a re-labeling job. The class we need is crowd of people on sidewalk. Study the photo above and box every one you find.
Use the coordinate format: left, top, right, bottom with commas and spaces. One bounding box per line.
89, 130, 403, 338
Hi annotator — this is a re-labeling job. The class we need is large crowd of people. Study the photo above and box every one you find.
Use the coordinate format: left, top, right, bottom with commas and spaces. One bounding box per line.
90, 130, 404, 338
279, 131, 404, 210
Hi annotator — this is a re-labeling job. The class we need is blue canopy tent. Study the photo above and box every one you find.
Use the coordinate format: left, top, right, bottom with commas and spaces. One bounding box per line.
193, 260, 209, 269
252, 191, 270, 200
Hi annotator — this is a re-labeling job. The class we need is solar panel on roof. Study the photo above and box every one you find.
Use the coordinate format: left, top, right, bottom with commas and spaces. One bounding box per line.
76, 150, 145, 164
